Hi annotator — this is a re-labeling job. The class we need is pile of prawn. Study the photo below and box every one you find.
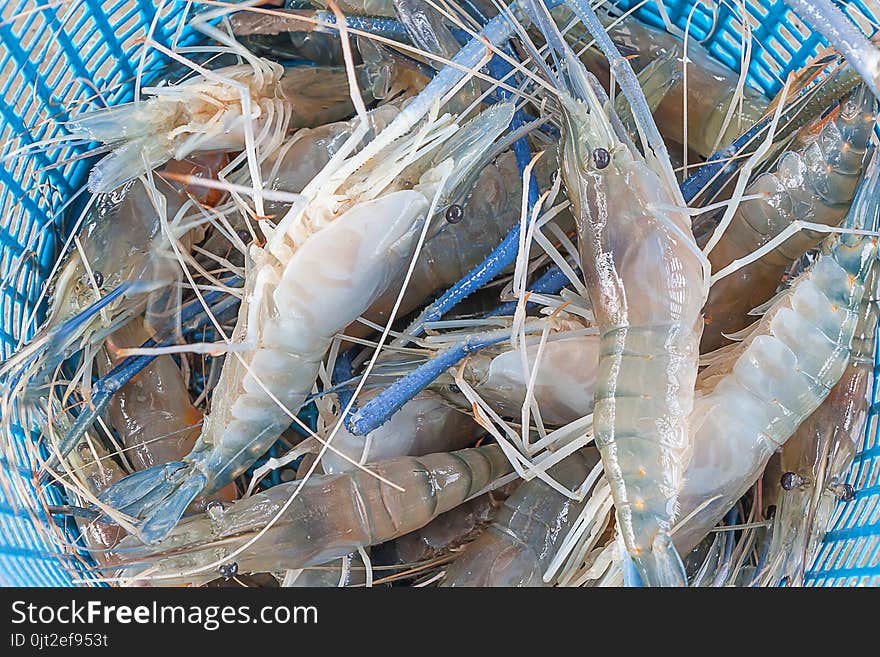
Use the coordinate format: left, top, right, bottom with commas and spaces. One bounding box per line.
4, 0, 880, 587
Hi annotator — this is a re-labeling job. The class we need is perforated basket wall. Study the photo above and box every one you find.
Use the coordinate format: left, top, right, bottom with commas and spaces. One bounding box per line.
0, 0, 877, 586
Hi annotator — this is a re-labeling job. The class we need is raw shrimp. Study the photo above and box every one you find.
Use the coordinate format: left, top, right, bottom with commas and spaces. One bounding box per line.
229, 10, 411, 71
97, 319, 205, 472
350, 149, 526, 339
442, 449, 598, 586
108, 444, 512, 586
318, 391, 481, 474
68, 47, 402, 194
525, 0, 706, 585
95, 39, 517, 544
459, 324, 600, 426
702, 85, 876, 351
571, 8, 769, 158
0, 162, 211, 403
760, 265, 879, 585
673, 160, 880, 555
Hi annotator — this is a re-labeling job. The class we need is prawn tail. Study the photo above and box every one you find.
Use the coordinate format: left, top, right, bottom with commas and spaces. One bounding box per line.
633, 533, 688, 587
97, 461, 205, 545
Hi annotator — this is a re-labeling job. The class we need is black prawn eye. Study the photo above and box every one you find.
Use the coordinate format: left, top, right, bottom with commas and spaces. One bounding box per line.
219, 562, 238, 580
445, 204, 464, 224
592, 147, 611, 169
92, 271, 104, 288
780, 471, 805, 491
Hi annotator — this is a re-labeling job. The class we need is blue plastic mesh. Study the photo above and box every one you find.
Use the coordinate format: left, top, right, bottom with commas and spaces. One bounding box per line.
0, 0, 208, 586
0, 0, 878, 585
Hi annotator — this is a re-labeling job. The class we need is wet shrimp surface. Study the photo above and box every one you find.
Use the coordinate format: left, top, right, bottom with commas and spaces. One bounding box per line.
6, 0, 880, 588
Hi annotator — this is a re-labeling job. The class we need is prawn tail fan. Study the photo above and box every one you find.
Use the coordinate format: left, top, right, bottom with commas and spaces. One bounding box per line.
97, 461, 206, 545
632, 533, 689, 587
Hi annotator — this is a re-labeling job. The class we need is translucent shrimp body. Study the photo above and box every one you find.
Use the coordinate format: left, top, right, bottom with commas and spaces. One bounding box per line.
674, 198, 880, 554
530, 1, 706, 584
93, 4, 528, 541
97, 319, 216, 476
99, 188, 429, 542
442, 450, 597, 586
97, 98, 516, 544
761, 265, 879, 585
110, 445, 512, 586
702, 86, 877, 351
319, 391, 480, 474
462, 331, 600, 426
69, 42, 404, 194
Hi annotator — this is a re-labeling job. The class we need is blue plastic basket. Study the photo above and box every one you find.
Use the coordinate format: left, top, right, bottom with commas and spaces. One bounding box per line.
0, 0, 878, 586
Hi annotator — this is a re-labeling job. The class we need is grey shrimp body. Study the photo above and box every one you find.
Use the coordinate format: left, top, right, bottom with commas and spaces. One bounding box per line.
526, 0, 707, 585
675, 177, 880, 554
96, 90, 515, 544
760, 266, 879, 585
110, 445, 512, 586
442, 450, 598, 587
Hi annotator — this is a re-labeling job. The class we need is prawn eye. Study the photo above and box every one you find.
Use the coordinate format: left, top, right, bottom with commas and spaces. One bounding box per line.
592, 147, 611, 169
831, 482, 856, 502
92, 271, 104, 288
219, 562, 238, 580
780, 471, 805, 491
445, 204, 464, 224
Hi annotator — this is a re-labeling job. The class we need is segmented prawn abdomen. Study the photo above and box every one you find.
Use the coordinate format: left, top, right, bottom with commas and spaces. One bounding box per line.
111, 445, 511, 585
442, 450, 597, 587
677, 233, 878, 553
703, 86, 876, 350
191, 190, 432, 493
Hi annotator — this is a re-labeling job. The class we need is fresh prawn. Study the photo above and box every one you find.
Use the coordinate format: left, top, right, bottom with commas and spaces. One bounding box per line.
107, 444, 512, 586
95, 20, 519, 544
701, 85, 877, 351
524, 0, 707, 585
673, 154, 880, 555
758, 265, 879, 586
